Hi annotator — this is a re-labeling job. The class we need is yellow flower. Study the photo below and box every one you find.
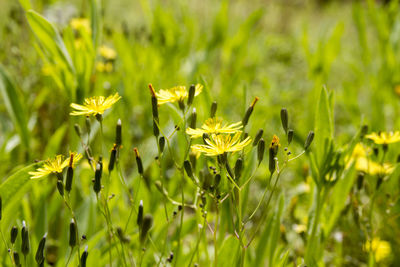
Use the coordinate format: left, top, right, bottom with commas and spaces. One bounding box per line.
347, 144, 394, 175
29, 152, 82, 179
155, 84, 203, 105
191, 132, 251, 156
70, 18, 91, 33
70, 93, 121, 117
186, 118, 242, 138
99, 45, 117, 60
365, 131, 400, 145
364, 237, 391, 262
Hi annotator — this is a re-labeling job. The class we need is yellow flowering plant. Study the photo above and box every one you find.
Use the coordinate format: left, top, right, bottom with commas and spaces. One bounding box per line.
70, 93, 121, 117
186, 117, 243, 138
29, 152, 82, 179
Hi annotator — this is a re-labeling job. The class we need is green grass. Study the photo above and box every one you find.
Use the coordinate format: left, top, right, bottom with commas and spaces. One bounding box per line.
1, 0, 400, 266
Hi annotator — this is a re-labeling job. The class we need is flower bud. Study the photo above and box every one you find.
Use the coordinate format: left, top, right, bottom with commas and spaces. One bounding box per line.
10, 226, 18, 244
21, 221, 30, 256
137, 200, 143, 228
234, 158, 243, 180
80, 246, 89, 267
269, 147, 276, 175
57, 180, 64, 197
140, 214, 153, 243
210, 101, 217, 118
304, 131, 315, 150
108, 144, 117, 172
149, 84, 160, 137
190, 108, 197, 129
287, 129, 294, 144
93, 162, 102, 194
74, 124, 82, 137
113, 119, 121, 146
85, 116, 91, 134
13, 252, 20, 266
187, 84, 196, 106
242, 97, 259, 127
134, 148, 144, 175
69, 219, 77, 247
158, 137, 165, 153
280, 108, 288, 134
184, 160, 194, 179
257, 138, 265, 164
253, 129, 263, 146
35, 233, 47, 265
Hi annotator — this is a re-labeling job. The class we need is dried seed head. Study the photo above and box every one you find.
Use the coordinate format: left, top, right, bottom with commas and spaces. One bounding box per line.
253, 129, 264, 146
80, 246, 89, 267
140, 214, 153, 243
304, 131, 315, 150
93, 162, 102, 194
134, 148, 144, 175
187, 84, 196, 106
10, 226, 18, 244
234, 158, 243, 180
69, 219, 77, 247
280, 108, 288, 134
257, 138, 265, 164
158, 137, 165, 153
108, 144, 117, 172
242, 97, 259, 127
137, 200, 143, 228
21, 221, 30, 256
116, 119, 122, 147
74, 124, 82, 137
210, 101, 218, 118
35, 233, 47, 265
287, 129, 294, 144
190, 108, 197, 129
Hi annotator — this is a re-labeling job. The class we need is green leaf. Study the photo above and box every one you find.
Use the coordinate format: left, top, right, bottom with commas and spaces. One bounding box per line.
18, 0, 31, 9
0, 65, 30, 149
217, 235, 240, 267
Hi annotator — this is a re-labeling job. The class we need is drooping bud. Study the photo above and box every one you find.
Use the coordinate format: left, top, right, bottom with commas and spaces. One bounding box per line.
234, 158, 243, 180
93, 162, 102, 194
10, 226, 18, 244
304, 131, 315, 150
80, 246, 89, 267
108, 144, 117, 172
35, 233, 47, 265
74, 124, 82, 137
190, 108, 197, 129
287, 129, 294, 144
280, 108, 288, 134
140, 214, 153, 243
187, 84, 196, 106
134, 148, 144, 175
158, 137, 165, 153
69, 219, 77, 247
242, 97, 259, 127
184, 160, 194, 179
253, 129, 263, 146
210, 101, 217, 118
137, 200, 143, 228
257, 138, 265, 164
21, 221, 30, 256
116, 119, 122, 147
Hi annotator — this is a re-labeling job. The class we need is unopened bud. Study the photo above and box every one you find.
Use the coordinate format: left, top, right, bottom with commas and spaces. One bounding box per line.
287, 129, 294, 144
253, 129, 263, 146
80, 246, 89, 267
108, 144, 117, 172
116, 119, 122, 147
158, 137, 165, 153
269, 147, 276, 175
184, 160, 194, 179
190, 108, 197, 129
10, 226, 18, 244
242, 97, 259, 127
280, 108, 288, 134
57, 180, 64, 197
257, 138, 265, 164
234, 158, 243, 179
13, 252, 20, 266
35, 233, 47, 265
93, 163, 102, 194
304, 131, 315, 150
187, 84, 196, 106
210, 101, 217, 118
74, 124, 82, 137
140, 214, 153, 243
21, 221, 30, 256
69, 219, 77, 247
85, 117, 91, 134
137, 200, 143, 228
134, 148, 144, 175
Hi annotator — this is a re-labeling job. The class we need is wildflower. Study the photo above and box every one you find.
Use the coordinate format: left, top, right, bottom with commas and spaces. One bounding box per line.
70, 93, 121, 117
70, 18, 91, 33
155, 84, 203, 105
348, 144, 394, 175
191, 132, 251, 156
364, 237, 391, 262
99, 45, 117, 60
365, 131, 400, 145
186, 118, 243, 138
29, 152, 82, 179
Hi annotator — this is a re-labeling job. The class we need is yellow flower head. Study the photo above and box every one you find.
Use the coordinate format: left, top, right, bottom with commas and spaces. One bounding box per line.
365, 131, 400, 145
70, 93, 121, 117
29, 152, 82, 179
186, 118, 242, 138
364, 238, 391, 262
270, 135, 280, 151
348, 143, 394, 175
99, 45, 117, 60
191, 132, 251, 156
155, 84, 203, 105
70, 18, 91, 33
